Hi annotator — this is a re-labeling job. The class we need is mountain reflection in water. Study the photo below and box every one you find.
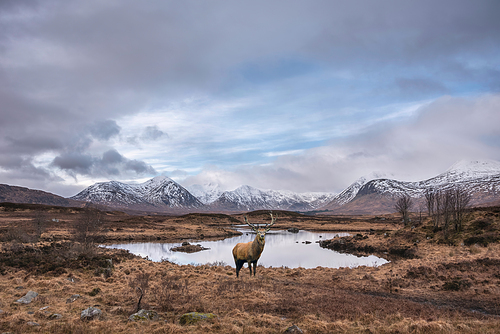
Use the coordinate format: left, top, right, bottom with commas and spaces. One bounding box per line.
105, 228, 388, 269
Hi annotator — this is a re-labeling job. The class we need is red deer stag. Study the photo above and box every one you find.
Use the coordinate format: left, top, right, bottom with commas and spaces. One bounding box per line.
232, 213, 277, 277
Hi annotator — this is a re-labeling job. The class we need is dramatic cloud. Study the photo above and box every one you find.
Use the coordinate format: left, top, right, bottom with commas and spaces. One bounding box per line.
89, 120, 121, 141
0, 1, 499, 196
51, 149, 156, 179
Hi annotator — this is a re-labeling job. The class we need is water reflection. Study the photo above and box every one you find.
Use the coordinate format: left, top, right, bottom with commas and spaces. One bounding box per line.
105, 228, 388, 269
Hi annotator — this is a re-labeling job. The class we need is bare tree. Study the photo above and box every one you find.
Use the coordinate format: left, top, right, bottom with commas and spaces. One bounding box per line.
434, 189, 442, 230
425, 185, 472, 236
453, 186, 471, 232
441, 189, 454, 238
32, 209, 47, 241
425, 188, 435, 225
74, 204, 105, 251
395, 194, 413, 226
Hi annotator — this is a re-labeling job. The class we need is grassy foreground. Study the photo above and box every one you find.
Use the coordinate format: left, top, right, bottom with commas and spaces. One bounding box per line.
0, 204, 499, 333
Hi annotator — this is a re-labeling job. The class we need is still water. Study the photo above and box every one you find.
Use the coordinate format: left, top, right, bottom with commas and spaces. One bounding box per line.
106, 227, 388, 269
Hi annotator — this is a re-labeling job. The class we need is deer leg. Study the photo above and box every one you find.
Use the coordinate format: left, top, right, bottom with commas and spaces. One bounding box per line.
235, 260, 244, 278
252, 261, 257, 276
248, 261, 252, 276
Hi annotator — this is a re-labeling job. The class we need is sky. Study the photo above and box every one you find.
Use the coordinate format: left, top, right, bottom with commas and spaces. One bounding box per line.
1, 0, 500, 197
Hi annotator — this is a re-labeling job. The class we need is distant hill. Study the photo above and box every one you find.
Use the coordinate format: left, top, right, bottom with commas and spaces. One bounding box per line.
0, 184, 82, 207
3, 159, 500, 215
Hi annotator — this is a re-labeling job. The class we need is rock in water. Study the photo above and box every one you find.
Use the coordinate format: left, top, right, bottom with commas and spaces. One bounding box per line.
128, 309, 159, 321
80, 307, 102, 321
16, 291, 38, 304
179, 312, 216, 325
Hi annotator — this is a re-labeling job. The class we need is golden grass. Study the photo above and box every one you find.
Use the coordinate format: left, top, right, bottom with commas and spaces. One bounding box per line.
0, 204, 500, 332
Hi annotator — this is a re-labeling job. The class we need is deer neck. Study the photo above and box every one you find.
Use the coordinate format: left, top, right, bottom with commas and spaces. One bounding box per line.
252, 234, 265, 254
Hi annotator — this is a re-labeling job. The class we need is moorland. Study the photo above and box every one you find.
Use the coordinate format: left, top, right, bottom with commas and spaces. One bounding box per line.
0, 202, 499, 333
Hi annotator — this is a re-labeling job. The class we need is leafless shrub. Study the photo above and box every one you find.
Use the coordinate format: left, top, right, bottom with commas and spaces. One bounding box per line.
154, 274, 191, 312
128, 272, 150, 312
31, 209, 47, 241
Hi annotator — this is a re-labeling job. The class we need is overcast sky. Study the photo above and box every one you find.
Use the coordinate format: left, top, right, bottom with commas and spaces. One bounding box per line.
1, 0, 500, 197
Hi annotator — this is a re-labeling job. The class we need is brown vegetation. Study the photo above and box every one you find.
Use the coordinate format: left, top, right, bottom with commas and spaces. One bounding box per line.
1, 203, 500, 333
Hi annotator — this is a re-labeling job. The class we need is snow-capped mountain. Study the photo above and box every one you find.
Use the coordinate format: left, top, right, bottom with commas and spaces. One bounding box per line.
68, 160, 500, 214
208, 185, 336, 212
71, 176, 204, 211
321, 160, 500, 214
323, 172, 393, 209
186, 183, 223, 205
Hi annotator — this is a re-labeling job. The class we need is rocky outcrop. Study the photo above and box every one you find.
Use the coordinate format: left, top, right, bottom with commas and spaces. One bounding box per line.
179, 312, 216, 325
128, 309, 159, 321
81, 307, 102, 321
15, 291, 38, 304
284, 325, 304, 333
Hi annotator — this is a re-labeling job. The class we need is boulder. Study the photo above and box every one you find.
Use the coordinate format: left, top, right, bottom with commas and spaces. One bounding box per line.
48, 313, 63, 320
27, 321, 40, 326
66, 294, 81, 303
284, 324, 304, 333
287, 227, 299, 233
179, 312, 216, 325
80, 307, 102, 321
129, 309, 159, 321
16, 291, 38, 304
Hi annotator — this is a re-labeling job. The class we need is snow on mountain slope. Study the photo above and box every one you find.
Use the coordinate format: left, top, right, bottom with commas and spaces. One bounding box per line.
359, 160, 500, 198
323, 172, 392, 208
209, 185, 336, 211
70, 159, 500, 214
71, 176, 203, 210
322, 160, 500, 212
186, 183, 223, 205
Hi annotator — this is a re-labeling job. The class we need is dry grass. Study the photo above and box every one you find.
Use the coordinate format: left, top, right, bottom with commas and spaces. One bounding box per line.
1, 204, 500, 333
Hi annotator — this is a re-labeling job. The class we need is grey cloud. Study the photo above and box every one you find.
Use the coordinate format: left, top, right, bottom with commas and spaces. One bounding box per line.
5, 135, 63, 154
124, 160, 156, 174
51, 153, 94, 175
51, 149, 156, 178
89, 120, 121, 141
141, 125, 166, 141
0, 155, 62, 182
102, 149, 124, 164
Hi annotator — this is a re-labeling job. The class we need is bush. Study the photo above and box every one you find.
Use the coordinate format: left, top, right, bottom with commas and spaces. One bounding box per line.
442, 278, 472, 291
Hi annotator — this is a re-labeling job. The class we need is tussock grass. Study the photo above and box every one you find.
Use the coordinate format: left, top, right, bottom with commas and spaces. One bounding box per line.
1, 204, 500, 332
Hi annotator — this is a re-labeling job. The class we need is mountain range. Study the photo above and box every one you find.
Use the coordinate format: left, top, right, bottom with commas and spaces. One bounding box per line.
1, 160, 499, 214
70, 177, 336, 213
323, 160, 500, 214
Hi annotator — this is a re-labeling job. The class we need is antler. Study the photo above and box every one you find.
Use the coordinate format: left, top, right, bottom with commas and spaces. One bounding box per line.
244, 216, 258, 232
265, 212, 277, 232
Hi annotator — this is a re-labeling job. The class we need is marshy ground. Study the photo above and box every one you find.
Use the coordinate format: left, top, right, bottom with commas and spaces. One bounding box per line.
0, 203, 499, 333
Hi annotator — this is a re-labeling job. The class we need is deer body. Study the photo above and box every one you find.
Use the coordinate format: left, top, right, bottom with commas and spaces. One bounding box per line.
232, 213, 276, 277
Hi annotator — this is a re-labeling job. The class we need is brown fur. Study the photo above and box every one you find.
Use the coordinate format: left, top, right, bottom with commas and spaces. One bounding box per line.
232, 230, 266, 277
232, 214, 276, 277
